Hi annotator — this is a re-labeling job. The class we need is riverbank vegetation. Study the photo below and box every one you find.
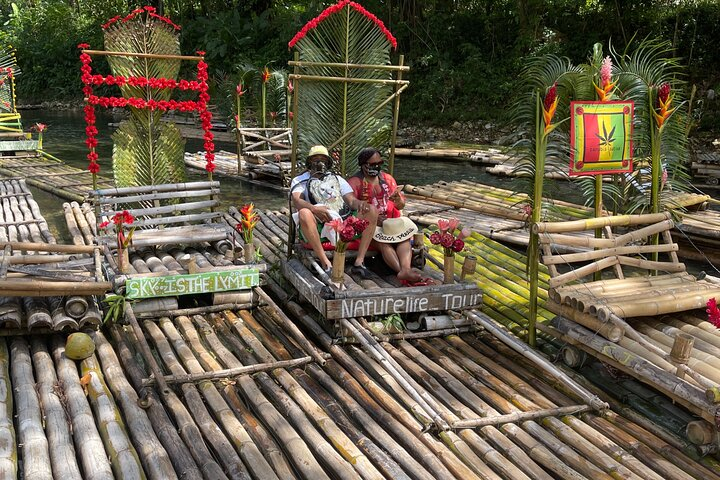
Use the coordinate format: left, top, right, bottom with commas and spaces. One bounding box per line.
1, 1, 719, 131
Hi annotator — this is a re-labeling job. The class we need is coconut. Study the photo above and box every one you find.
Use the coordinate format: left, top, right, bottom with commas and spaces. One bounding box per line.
65, 333, 95, 360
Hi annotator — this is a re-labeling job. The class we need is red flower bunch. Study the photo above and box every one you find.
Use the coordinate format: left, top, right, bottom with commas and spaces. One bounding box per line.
235, 204, 259, 244
429, 218, 470, 256
326, 216, 369, 253
707, 298, 720, 329
288, 0, 397, 49
103, 6, 180, 31
30, 123, 47, 133
99, 210, 136, 250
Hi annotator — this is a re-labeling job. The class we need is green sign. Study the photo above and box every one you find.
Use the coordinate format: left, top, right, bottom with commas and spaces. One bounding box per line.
125, 269, 260, 299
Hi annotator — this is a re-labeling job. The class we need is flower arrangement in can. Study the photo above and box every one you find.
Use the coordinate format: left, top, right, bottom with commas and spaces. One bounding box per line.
428, 218, 470, 257
236, 204, 259, 245
326, 216, 369, 253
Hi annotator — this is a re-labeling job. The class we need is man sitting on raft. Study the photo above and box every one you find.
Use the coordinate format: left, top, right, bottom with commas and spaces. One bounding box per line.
347, 147, 425, 285
290, 145, 377, 278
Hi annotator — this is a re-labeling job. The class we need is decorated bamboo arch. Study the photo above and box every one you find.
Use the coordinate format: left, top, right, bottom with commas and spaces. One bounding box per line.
288, 0, 408, 177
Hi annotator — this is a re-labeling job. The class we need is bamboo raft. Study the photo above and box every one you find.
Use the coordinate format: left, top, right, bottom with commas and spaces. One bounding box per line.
185, 150, 291, 191
0, 179, 106, 330
0, 151, 114, 203
395, 145, 509, 165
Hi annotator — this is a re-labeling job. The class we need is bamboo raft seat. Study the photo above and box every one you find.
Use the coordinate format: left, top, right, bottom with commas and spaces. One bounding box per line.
90, 181, 231, 251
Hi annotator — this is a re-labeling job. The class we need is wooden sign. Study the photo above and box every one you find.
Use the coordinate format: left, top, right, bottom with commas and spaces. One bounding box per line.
0, 140, 39, 152
570, 101, 634, 176
326, 288, 482, 319
126, 268, 260, 299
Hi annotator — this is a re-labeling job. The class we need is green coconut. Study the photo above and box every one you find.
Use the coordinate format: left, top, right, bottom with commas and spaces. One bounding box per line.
65, 333, 95, 360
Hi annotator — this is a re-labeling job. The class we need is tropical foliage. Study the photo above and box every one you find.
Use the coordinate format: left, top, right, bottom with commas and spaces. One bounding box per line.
102, 8, 186, 187
291, 1, 395, 176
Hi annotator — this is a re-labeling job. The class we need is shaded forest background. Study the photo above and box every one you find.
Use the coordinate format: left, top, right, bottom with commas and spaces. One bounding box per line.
1, 0, 719, 131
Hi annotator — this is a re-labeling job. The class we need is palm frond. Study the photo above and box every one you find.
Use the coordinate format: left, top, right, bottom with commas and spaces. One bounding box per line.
292, 4, 395, 175
102, 11, 186, 187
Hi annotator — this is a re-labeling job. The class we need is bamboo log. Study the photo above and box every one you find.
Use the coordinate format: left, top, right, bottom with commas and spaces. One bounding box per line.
83, 49, 203, 61
142, 320, 250, 480
91, 331, 176, 480
451, 405, 592, 428
109, 325, 220, 480
48, 295, 77, 330
80, 296, 103, 328
11, 337, 52, 480
0, 338, 14, 478
80, 354, 146, 479
32, 337, 83, 480
545, 301, 624, 342
24, 296, 52, 329
535, 212, 671, 234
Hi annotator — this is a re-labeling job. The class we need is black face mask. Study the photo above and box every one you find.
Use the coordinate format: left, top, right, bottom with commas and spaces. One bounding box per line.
365, 164, 382, 177
309, 159, 329, 175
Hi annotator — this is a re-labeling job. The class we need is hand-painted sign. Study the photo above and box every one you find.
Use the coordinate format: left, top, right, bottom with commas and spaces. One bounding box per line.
570, 101, 634, 176
125, 269, 260, 299
326, 290, 482, 319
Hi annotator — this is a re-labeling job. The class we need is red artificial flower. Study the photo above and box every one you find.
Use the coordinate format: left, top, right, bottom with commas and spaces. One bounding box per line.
429, 232, 441, 245
196, 50, 205, 56
236, 82, 245, 96
452, 239, 465, 253
77, 43, 90, 49
88, 162, 100, 173
30, 123, 47, 133
340, 226, 356, 243
287, 81, 294, 94
99, 220, 110, 230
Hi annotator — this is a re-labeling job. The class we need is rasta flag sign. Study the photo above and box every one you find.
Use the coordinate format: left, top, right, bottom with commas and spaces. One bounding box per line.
570, 101, 634, 176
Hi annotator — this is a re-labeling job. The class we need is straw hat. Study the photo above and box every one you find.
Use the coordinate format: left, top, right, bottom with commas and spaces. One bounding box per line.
373, 217, 418, 243
307, 145, 331, 161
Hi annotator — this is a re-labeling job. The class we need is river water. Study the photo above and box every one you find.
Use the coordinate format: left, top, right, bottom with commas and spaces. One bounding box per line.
18, 109, 530, 241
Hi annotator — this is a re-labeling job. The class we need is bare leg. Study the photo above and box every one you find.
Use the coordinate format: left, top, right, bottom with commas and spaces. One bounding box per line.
395, 240, 422, 281
378, 241, 401, 272
298, 208, 331, 269
355, 206, 378, 266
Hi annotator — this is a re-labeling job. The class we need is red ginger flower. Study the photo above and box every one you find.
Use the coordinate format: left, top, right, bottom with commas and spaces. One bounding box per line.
542, 83, 559, 133
654, 83, 675, 129
707, 298, 720, 328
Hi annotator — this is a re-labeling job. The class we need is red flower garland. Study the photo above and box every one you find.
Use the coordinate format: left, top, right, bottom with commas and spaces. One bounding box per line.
288, 0, 397, 49
79, 11, 215, 174
102, 6, 180, 31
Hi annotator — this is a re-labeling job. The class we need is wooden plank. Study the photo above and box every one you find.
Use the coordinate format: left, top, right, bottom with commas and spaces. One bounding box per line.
0, 140, 39, 152
281, 258, 329, 316
125, 268, 260, 299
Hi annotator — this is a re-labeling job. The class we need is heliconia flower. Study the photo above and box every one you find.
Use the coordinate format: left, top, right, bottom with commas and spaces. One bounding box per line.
240, 203, 255, 218
542, 83, 559, 133
437, 219, 450, 233
236, 82, 244, 96
654, 83, 675, 129
261, 67, 271, 83
31, 123, 47, 133
287, 81, 294, 94
447, 218, 460, 233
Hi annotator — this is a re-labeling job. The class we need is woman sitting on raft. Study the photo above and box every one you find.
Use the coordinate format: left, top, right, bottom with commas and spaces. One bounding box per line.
347, 147, 425, 285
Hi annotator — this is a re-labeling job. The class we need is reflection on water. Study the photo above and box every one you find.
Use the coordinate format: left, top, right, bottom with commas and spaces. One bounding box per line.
17, 109, 585, 241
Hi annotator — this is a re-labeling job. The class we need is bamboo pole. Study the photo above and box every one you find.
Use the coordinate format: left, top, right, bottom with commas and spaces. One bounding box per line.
83, 49, 203, 61
535, 212, 671, 233
11, 337, 52, 480
0, 338, 14, 478
109, 325, 220, 480
80, 354, 147, 479
91, 331, 177, 480
51, 336, 114, 479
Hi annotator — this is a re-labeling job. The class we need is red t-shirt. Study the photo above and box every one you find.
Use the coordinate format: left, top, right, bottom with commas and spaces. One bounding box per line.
347, 172, 402, 219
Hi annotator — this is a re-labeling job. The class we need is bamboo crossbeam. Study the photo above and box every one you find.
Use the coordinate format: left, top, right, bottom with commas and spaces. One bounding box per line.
94, 188, 219, 206
93, 181, 219, 196
83, 49, 203, 61
0, 241, 99, 253
289, 73, 409, 86
549, 256, 618, 288
535, 212, 671, 233
542, 243, 678, 265
142, 355, 315, 386
289, 59, 410, 71
450, 404, 592, 429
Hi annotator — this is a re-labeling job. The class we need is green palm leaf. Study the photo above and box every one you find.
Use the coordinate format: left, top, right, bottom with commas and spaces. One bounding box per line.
293, 5, 395, 175
102, 12, 186, 187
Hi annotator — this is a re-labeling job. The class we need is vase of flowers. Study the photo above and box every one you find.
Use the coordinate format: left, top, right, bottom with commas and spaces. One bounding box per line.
236, 204, 259, 264
99, 210, 135, 274
429, 218, 470, 284
326, 216, 370, 284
